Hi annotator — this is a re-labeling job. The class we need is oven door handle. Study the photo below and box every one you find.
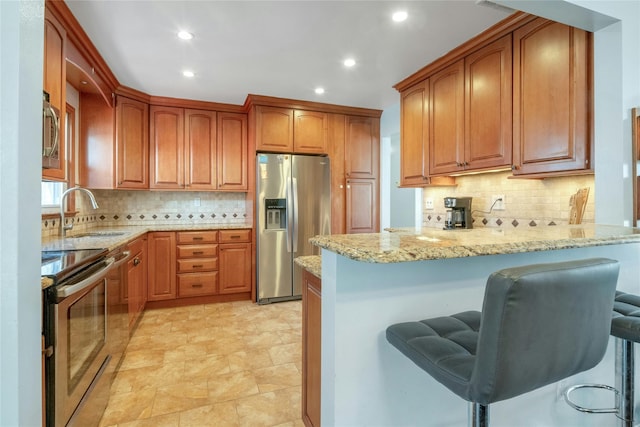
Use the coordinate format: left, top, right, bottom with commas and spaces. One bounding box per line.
56, 257, 115, 298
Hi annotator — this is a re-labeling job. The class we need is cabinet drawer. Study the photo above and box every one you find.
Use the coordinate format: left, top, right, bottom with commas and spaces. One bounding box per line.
176, 231, 218, 244
177, 258, 218, 273
176, 244, 218, 258
219, 229, 251, 243
177, 272, 218, 297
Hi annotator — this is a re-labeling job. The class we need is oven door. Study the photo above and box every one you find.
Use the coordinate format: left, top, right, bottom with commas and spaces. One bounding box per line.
54, 258, 114, 427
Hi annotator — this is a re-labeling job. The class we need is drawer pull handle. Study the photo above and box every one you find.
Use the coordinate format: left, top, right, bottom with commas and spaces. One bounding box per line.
192, 251, 204, 255
192, 264, 203, 268
191, 283, 203, 288
192, 237, 204, 241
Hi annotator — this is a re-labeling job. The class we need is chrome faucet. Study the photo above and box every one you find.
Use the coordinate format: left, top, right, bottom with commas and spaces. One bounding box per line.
60, 186, 99, 237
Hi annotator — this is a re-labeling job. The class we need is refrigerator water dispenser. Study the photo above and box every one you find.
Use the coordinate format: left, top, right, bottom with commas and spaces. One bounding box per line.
265, 198, 286, 230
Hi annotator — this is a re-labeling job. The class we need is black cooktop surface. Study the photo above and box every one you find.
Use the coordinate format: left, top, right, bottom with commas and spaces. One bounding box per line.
41, 248, 108, 281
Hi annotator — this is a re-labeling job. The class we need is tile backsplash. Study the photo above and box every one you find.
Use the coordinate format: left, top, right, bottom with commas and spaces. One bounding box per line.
422, 171, 595, 229
42, 190, 250, 238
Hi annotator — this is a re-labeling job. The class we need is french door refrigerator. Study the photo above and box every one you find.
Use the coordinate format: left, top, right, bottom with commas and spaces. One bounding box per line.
256, 153, 330, 304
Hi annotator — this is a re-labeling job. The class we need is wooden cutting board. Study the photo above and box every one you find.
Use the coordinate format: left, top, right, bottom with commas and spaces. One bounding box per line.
569, 187, 589, 224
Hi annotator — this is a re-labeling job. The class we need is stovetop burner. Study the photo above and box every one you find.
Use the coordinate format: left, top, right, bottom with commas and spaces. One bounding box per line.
41, 248, 108, 281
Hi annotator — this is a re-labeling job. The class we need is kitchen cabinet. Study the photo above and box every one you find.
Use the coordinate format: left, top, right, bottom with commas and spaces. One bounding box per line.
219, 230, 252, 294
429, 60, 465, 176
185, 109, 217, 190
254, 106, 328, 154
127, 236, 147, 332
116, 96, 149, 189
512, 18, 592, 176
43, 7, 67, 181
399, 80, 430, 186
217, 112, 248, 190
147, 232, 176, 301
464, 35, 513, 171
302, 268, 321, 427
150, 106, 184, 189
329, 114, 380, 234
176, 231, 218, 298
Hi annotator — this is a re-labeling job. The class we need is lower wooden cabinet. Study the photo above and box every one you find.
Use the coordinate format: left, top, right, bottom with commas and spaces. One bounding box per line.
147, 232, 176, 300
145, 229, 252, 307
302, 268, 321, 427
127, 236, 147, 332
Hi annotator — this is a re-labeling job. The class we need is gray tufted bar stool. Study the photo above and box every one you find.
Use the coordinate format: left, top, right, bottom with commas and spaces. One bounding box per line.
386, 258, 620, 427
565, 291, 640, 426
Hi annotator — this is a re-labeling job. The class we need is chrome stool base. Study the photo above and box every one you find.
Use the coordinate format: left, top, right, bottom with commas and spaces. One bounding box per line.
564, 383, 619, 414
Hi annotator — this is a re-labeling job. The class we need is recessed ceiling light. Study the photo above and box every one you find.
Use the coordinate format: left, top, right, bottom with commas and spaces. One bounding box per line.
183, 70, 195, 78
392, 11, 408, 22
315, 87, 325, 95
177, 30, 194, 40
344, 58, 356, 68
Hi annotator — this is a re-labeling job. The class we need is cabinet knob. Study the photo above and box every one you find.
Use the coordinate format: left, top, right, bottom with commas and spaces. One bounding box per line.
133, 257, 141, 266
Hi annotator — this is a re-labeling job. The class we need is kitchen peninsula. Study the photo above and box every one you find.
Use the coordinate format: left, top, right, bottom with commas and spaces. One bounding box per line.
310, 225, 640, 427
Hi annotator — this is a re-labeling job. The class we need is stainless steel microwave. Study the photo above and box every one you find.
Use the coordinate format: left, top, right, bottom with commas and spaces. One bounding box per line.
42, 91, 60, 169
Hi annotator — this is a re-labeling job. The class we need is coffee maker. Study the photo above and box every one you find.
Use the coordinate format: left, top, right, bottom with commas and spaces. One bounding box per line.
444, 197, 473, 229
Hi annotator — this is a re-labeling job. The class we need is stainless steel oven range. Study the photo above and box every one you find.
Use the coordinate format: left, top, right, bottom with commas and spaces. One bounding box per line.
42, 247, 129, 427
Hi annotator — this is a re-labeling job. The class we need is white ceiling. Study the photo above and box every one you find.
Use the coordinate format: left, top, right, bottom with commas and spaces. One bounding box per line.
65, 1, 512, 111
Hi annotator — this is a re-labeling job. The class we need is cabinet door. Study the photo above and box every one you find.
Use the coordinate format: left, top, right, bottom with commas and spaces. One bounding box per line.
255, 106, 294, 152
302, 270, 321, 427
294, 110, 327, 154
126, 236, 147, 332
328, 114, 346, 234
219, 243, 252, 294
43, 8, 66, 181
217, 112, 248, 190
147, 232, 176, 301
346, 178, 379, 233
116, 97, 149, 189
185, 109, 217, 190
150, 106, 184, 189
345, 116, 379, 179
513, 19, 591, 175
429, 60, 465, 175
400, 80, 430, 186
465, 35, 513, 171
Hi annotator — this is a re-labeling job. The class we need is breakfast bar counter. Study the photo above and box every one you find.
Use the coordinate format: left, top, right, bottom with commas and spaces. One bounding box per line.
310, 225, 640, 427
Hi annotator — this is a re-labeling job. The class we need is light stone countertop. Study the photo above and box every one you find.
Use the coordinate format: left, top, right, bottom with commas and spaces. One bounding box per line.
309, 224, 640, 264
294, 255, 321, 278
41, 223, 252, 252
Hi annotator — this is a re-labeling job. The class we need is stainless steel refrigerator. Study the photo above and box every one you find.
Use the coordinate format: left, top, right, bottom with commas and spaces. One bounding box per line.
256, 153, 330, 304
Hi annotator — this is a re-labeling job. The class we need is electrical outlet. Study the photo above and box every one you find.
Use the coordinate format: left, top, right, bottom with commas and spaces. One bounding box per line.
425, 198, 434, 210
194, 197, 201, 207
491, 195, 505, 211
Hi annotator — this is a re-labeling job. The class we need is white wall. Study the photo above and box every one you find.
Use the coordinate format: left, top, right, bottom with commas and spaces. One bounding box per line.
0, 1, 45, 425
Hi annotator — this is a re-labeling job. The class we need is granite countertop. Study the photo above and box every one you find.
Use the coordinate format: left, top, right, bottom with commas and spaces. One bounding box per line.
294, 255, 321, 278
309, 224, 640, 264
41, 223, 252, 252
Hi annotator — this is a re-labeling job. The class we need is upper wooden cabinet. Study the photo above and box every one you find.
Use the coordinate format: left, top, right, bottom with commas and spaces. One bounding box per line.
429, 60, 465, 176
465, 35, 513, 172
217, 112, 248, 191
395, 13, 592, 180
43, 8, 67, 181
345, 116, 379, 180
254, 106, 327, 154
185, 109, 217, 190
512, 18, 591, 176
150, 106, 184, 189
400, 80, 430, 186
116, 96, 149, 189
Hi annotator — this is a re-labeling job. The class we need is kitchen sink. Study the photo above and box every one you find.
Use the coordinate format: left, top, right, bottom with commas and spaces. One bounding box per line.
66, 232, 127, 239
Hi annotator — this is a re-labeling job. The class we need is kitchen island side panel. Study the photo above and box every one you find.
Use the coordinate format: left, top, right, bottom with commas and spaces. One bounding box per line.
321, 243, 640, 427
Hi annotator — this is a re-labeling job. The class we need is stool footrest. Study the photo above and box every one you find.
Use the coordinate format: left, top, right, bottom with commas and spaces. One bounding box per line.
564, 384, 619, 414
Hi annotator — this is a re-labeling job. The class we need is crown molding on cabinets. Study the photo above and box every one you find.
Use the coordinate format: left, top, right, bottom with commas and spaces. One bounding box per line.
244, 94, 382, 118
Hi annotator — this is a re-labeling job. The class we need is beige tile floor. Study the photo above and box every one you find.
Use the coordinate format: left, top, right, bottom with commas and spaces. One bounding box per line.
100, 300, 304, 427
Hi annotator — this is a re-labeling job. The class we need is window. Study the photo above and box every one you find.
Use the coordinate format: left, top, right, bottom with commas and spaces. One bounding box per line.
42, 181, 65, 209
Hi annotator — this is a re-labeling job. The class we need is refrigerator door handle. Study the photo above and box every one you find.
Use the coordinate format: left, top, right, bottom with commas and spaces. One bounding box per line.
286, 174, 294, 253
292, 177, 299, 253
